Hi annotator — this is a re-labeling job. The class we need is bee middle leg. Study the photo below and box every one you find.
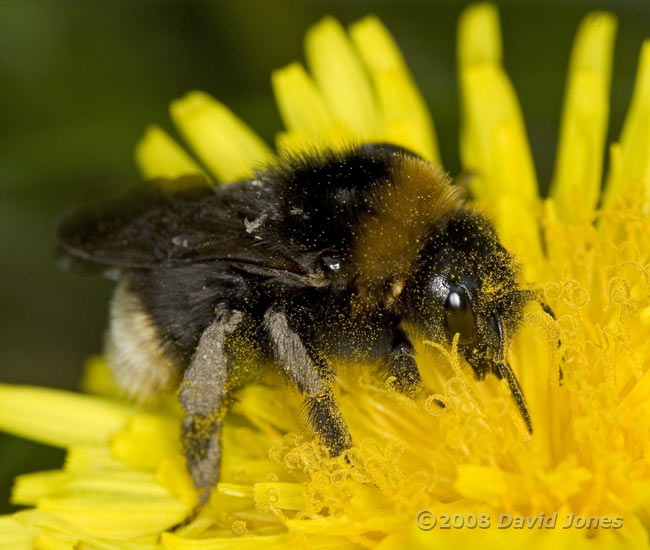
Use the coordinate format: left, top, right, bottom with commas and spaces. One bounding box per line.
264, 309, 352, 457
179, 307, 243, 505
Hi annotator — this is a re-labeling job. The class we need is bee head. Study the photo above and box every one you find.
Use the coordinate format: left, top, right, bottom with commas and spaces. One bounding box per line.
399, 210, 528, 379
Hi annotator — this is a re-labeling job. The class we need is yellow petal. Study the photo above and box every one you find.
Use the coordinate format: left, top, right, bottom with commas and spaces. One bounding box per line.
221, 454, 286, 487
0, 385, 132, 448
458, 3, 538, 202
271, 62, 335, 140
155, 457, 199, 509
457, 2, 501, 67
602, 40, 650, 212
12, 471, 71, 507
161, 532, 291, 550
64, 444, 126, 473
349, 15, 441, 165
134, 125, 203, 181
275, 125, 355, 156
37, 488, 187, 538
111, 414, 180, 471
377, 519, 640, 550
305, 17, 381, 138
253, 482, 305, 511
170, 91, 274, 182
274, 129, 313, 155
380, 118, 434, 162
80, 355, 119, 399
15, 510, 160, 550
453, 465, 511, 508
550, 13, 617, 222
491, 194, 544, 281
510, 304, 559, 463
0, 515, 35, 550
229, 384, 301, 435
33, 534, 77, 550
286, 514, 404, 537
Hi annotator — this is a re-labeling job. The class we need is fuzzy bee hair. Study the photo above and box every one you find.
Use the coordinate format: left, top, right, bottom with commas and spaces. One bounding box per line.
57, 143, 533, 505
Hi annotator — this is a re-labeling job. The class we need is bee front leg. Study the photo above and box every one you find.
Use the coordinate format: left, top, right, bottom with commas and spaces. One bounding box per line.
264, 309, 352, 457
179, 307, 243, 505
382, 328, 423, 397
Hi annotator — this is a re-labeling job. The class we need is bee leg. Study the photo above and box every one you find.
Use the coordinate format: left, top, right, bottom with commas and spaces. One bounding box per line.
179, 307, 243, 506
382, 328, 423, 397
264, 309, 352, 457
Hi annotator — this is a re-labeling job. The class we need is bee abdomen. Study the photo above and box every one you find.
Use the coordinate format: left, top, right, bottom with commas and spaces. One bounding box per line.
104, 281, 180, 401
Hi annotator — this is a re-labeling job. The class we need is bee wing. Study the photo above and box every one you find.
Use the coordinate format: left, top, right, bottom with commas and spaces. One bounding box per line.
56, 175, 321, 285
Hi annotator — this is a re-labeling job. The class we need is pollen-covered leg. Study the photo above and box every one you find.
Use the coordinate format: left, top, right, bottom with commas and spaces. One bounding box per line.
306, 388, 353, 457
179, 308, 242, 504
264, 309, 352, 456
382, 329, 423, 397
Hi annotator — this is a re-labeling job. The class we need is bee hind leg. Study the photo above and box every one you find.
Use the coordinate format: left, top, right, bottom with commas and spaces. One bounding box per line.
179, 307, 243, 506
264, 309, 352, 457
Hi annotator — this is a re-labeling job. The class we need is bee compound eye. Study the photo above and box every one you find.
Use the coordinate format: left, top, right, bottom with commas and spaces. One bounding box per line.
444, 287, 476, 343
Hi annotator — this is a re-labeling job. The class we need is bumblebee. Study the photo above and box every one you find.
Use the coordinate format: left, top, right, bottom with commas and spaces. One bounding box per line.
57, 143, 534, 503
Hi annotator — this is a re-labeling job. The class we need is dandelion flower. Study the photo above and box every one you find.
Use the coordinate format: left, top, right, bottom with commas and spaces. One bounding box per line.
3, 3, 650, 549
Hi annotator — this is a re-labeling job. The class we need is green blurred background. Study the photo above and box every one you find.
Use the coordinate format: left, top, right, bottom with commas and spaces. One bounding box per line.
1, 0, 649, 513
